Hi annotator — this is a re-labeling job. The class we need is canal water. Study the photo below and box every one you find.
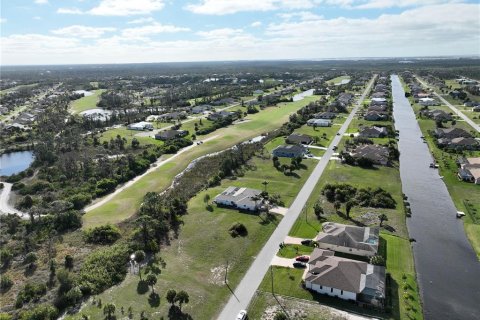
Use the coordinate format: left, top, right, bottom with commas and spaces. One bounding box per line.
0, 151, 34, 176
391, 74, 480, 320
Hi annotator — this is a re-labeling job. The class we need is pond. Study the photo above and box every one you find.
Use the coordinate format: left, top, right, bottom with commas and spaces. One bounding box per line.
292, 89, 314, 102
0, 151, 34, 176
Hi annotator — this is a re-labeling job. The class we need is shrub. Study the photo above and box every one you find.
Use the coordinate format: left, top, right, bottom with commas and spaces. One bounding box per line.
370, 255, 386, 266
77, 244, 128, 294
0, 275, 13, 292
20, 304, 58, 320
228, 222, 247, 237
84, 225, 121, 245
16, 282, 47, 307
67, 193, 92, 210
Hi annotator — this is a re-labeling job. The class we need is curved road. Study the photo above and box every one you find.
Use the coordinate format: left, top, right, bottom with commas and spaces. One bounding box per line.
415, 76, 480, 132
0, 182, 26, 217
217, 76, 376, 320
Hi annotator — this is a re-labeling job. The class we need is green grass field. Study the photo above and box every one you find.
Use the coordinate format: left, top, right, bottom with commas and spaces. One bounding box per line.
71, 135, 318, 320
327, 76, 351, 85
98, 126, 166, 147
69, 89, 105, 114
82, 95, 323, 228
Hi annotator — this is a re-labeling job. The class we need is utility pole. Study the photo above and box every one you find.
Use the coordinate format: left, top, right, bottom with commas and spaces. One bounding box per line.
270, 265, 274, 295
224, 260, 229, 284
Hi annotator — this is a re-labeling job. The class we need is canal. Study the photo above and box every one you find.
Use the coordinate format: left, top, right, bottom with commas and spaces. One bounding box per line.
391, 74, 480, 320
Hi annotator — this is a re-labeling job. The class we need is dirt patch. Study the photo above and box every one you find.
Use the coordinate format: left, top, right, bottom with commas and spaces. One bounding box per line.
208, 265, 226, 286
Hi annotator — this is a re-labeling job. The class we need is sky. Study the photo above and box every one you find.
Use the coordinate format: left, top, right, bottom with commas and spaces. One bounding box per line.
1, 0, 479, 65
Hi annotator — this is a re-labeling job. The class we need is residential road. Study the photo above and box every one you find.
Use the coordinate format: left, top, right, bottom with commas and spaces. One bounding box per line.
217, 76, 375, 320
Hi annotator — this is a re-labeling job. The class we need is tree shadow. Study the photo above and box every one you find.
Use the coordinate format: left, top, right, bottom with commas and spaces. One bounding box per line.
137, 280, 149, 295
168, 305, 193, 320
283, 171, 300, 179
23, 264, 37, 277
148, 292, 160, 307
383, 224, 396, 232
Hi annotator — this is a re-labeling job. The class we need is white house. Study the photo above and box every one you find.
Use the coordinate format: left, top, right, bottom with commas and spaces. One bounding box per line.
307, 119, 332, 127
419, 97, 437, 106
304, 249, 385, 307
316, 222, 379, 257
127, 121, 154, 131
213, 187, 263, 211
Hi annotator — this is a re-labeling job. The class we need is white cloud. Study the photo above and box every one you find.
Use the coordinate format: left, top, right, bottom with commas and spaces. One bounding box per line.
185, 0, 317, 15
197, 28, 244, 39
121, 23, 190, 39
127, 17, 155, 24
57, 0, 165, 16
251, 21, 262, 27
0, 18, 6, 23
3, 3, 479, 65
322, 0, 458, 9
57, 7, 83, 14
33, 16, 42, 20
278, 11, 323, 21
34, 0, 48, 4
51, 25, 116, 39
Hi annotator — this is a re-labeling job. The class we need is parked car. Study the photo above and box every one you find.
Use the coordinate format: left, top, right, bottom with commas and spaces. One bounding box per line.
295, 255, 310, 262
293, 261, 307, 268
301, 239, 313, 246
236, 310, 247, 320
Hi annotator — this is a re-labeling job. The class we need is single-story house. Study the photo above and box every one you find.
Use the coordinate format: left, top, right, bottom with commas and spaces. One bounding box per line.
368, 105, 388, 112
351, 144, 390, 166
307, 119, 332, 127
364, 111, 389, 121
370, 98, 387, 106
434, 127, 472, 139
213, 186, 263, 211
286, 133, 313, 145
419, 97, 438, 106
314, 112, 337, 119
316, 222, 380, 257
305, 248, 385, 308
458, 157, 480, 184
272, 144, 307, 158
421, 109, 453, 121
127, 122, 154, 131
358, 126, 388, 138
207, 111, 237, 121
191, 104, 213, 114
159, 111, 187, 121
154, 130, 188, 141
438, 137, 480, 151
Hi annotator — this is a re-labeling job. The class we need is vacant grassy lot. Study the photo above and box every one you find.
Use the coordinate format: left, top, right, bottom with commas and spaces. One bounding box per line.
70, 89, 105, 114
98, 126, 166, 147
82, 95, 322, 227
327, 76, 351, 85
71, 137, 317, 319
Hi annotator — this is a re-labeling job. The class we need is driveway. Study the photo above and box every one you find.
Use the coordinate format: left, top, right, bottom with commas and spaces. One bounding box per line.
269, 206, 288, 216
270, 256, 295, 268
283, 236, 306, 245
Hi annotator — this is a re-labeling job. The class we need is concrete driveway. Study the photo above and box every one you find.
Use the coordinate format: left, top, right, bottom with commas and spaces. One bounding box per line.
283, 236, 306, 245
269, 206, 288, 216
270, 256, 296, 268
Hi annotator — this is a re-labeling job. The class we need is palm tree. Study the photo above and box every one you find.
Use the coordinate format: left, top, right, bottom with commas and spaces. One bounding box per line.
146, 274, 157, 293
379, 213, 388, 227
166, 289, 177, 306
175, 290, 189, 310
262, 181, 269, 193
103, 303, 116, 320
134, 250, 146, 279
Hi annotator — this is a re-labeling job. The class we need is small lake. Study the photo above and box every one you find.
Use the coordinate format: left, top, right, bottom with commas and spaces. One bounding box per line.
0, 151, 34, 176
335, 79, 351, 86
74, 90, 94, 96
292, 89, 315, 101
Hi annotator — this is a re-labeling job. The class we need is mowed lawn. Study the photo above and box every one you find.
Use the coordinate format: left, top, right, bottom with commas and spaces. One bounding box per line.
71, 139, 318, 320
327, 75, 351, 85
82, 95, 322, 228
69, 89, 105, 114
98, 126, 165, 146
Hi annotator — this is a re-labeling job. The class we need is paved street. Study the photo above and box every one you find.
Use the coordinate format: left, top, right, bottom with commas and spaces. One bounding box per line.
415, 76, 480, 132
217, 76, 375, 320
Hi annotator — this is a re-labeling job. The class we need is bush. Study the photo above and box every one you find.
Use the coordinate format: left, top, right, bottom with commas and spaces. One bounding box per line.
228, 223, 247, 237
370, 255, 386, 266
20, 304, 58, 320
77, 244, 129, 294
16, 282, 47, 307
67, 193, 92, 210
0, 275, 13, 292
95, 178, 117, 197
84, 225, 121, 244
